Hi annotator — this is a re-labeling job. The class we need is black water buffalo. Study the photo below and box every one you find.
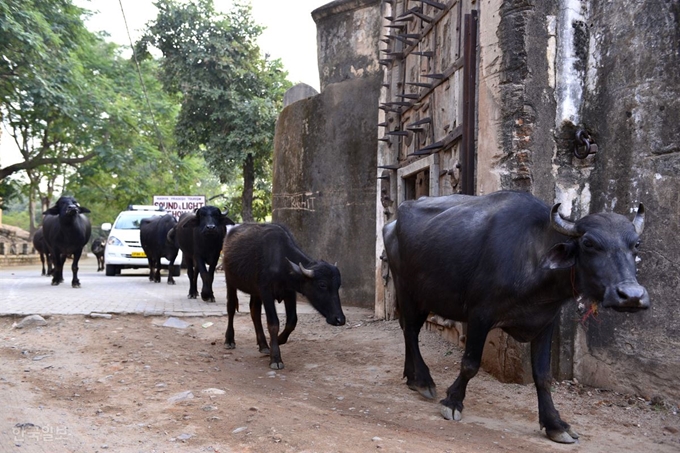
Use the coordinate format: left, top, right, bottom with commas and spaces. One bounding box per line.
91, 237, 106, 272
42, 196, 92, 287
382, 190, 648, 444
140, 214, 180, 284
171, 206, 233, 301
222, 223, 346, 370
32, 227, 52, 276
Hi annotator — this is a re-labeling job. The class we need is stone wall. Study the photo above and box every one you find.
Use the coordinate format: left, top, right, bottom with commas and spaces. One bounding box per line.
312, 0, 383, 91
476, 0, 679, 404
571, 0, 680, 403
272, 0, 382, 307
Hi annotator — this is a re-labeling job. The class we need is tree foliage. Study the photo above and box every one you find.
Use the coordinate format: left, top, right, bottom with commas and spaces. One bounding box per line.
0, 0, 97, 180
138, 0, 291, 221
0, 0, 224, 233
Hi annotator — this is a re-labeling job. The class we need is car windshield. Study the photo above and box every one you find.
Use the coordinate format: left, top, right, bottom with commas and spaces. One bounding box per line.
114, 212, 160, 230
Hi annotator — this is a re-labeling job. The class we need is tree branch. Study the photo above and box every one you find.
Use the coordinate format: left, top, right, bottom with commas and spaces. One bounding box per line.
0, 152, 96, 181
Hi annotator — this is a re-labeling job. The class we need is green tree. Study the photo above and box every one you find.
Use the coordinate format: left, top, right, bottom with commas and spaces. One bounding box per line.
64, 54, 224, 231
1, 0, 220, 233
0, 0, 97, 181
137, 0, 290, 221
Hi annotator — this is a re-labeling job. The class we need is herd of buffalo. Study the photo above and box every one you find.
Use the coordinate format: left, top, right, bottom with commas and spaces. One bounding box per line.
29, 192, 650, 443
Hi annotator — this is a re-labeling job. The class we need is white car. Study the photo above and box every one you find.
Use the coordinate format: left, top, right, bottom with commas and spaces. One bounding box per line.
102, 206, 182, 277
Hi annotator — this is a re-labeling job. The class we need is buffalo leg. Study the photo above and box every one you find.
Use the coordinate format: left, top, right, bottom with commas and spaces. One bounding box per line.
166, 254, 177, 285
440, 317, 492, 421
152, 257, 161, 283
146, 257, 155, 281
531, 322, 579, 443
47, 253, 53, 276
39, 253, 46, 276
249, 296, 270, 354
71, 250, 82, 288
186, 260, 198, 299
261, 289, 283, 369
166, 264, 176, 285
277, 293, 298, 345
225, 285, 238, 348
197, 258, 216, 302
50, 247, 64, 286
401, 307, 436, 399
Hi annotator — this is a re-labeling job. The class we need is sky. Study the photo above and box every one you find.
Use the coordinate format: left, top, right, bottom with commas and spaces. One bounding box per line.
79, 0, 330, 91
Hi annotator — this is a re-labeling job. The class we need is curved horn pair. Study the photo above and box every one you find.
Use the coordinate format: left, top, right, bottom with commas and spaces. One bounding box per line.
287, 258, 315, 278
299, 262, 315, 278
551, 203, 646, 236
550, 203, 581, 237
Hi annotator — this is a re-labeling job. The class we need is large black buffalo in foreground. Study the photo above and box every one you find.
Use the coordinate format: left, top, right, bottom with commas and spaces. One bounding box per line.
140, 215, 180, 284
222, 223, 346, 370
171, 206, 233, 301
383, 190, 649, 444
42, 196, 92, 287
32, 227, 53, 276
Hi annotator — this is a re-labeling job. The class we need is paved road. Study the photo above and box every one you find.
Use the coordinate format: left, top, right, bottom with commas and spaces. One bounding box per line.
0, 256, 318, 317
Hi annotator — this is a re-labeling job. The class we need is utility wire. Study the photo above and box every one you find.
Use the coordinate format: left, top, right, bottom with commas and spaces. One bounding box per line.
118, 0, 167, 156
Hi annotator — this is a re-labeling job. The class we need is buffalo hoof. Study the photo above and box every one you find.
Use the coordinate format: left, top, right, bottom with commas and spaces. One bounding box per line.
72, 282, 81, 288
259, 347, 271, 355
187, 293, 198, 299
51, 281, 60, 286
201, 294, 215, 302
270, 361, 284, 370
167, 280, 175, 286
225, 342, 235, 349
407, 381, 437, 400
441, 405, 462, 421
547, 428, 579, 444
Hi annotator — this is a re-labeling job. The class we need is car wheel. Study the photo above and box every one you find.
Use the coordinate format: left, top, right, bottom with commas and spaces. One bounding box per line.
105, 264, 117, 276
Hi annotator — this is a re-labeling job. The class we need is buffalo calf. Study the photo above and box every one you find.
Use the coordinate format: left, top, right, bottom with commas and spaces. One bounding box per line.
91, 237, 106, 272
222, 223, 346, 370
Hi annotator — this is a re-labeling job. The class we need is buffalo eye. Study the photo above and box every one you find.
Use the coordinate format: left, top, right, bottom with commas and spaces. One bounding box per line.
582, 238, 594, 249
633, 240, 641, 253
318, 281, 328, 290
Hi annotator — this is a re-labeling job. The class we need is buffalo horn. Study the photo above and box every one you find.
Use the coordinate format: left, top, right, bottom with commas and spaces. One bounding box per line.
633, 203, 645, 235
550, 203, 580, 237
299, 262, 315, 278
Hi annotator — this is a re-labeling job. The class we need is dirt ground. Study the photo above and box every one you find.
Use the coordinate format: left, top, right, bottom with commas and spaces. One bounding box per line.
1, 308, 678, 453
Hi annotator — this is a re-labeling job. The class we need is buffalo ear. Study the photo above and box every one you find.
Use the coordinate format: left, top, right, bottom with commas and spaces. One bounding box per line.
220, 214, 235, 226
43, 206, 59, 216
540, 243, 576, 270
78, 206, 91, 214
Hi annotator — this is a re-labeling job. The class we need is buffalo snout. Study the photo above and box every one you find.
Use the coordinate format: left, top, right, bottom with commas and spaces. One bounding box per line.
603, 282, 650, 312
201, 224, 219, 235
327, 313, 346, 326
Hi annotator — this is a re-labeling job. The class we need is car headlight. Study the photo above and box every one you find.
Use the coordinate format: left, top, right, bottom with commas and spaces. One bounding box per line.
107, 236, 124, 247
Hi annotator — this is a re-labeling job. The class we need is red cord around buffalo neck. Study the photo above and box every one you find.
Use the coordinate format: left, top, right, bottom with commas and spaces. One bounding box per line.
571, 266, 600, 324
